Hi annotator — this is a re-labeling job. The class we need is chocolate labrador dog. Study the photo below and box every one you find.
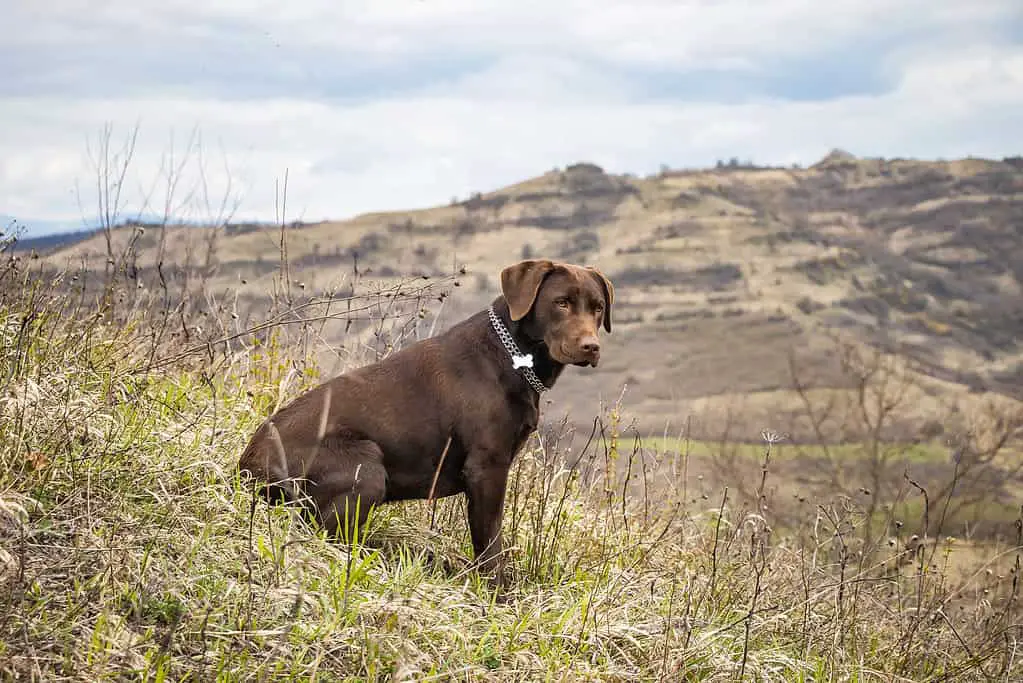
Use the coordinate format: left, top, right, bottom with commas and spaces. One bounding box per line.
238, 258, 614, 586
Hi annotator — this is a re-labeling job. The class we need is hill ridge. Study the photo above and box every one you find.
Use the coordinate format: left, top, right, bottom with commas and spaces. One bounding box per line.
32, 152, 1023, 438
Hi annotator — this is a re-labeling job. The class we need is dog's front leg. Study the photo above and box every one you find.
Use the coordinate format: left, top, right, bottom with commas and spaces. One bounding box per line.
463, 454, 511, 587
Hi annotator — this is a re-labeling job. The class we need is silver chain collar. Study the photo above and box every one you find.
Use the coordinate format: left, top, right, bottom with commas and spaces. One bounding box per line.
488, 306, 548, 395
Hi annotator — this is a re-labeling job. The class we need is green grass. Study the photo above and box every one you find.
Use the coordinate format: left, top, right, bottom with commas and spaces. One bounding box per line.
2, 259, 1023, 681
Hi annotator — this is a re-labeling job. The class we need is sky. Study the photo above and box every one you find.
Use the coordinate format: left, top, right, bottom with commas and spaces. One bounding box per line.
2, 0, 1022, 237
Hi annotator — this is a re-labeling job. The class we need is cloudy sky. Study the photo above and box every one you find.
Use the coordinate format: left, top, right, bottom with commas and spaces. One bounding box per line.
3, 0, 1022, 237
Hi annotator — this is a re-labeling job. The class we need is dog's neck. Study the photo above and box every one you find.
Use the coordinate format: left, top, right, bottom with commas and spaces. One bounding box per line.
490, 298, 565, 393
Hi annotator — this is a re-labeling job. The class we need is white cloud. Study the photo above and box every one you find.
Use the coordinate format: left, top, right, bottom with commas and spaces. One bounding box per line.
16, 0, 1016, 66
2, 1, 1021, 233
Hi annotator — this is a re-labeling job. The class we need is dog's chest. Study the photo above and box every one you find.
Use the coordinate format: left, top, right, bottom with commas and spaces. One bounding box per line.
510, 398, 540, 452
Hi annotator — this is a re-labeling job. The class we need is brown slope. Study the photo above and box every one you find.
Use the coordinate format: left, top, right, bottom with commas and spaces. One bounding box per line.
39, 155, 1023, 439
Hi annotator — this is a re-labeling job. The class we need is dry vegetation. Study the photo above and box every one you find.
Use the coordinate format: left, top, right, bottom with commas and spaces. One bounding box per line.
4, 215, 1023, 681
3, 134, 1023, 680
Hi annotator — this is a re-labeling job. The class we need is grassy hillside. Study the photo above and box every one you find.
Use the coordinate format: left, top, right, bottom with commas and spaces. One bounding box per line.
33, 152, 1023, 443
2, 255, 1022, 681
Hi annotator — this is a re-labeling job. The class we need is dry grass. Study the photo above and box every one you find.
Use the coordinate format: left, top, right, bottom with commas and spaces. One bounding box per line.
2, 232, 1023, 682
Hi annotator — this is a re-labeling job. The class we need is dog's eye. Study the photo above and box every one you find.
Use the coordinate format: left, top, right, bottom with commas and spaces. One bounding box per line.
555, 298, 570, 309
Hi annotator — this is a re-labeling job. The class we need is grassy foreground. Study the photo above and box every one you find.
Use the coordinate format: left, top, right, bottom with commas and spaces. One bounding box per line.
2, 266, 1022, 681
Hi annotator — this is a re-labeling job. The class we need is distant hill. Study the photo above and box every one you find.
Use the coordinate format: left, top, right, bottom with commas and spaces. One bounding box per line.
6, 229, 98, 255
38, 153, 1023, 439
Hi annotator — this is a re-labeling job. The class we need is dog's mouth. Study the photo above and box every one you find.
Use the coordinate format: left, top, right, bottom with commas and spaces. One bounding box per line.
553, 344, 599, 368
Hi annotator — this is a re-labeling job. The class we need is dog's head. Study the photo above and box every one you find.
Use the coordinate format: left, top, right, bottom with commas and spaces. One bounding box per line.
500, 258, 615, 367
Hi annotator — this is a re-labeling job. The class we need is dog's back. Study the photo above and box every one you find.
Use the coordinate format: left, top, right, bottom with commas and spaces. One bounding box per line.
238, 310, 487, 505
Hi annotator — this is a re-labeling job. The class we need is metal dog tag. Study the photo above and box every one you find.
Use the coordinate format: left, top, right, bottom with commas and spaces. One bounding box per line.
511, 353, 534, 370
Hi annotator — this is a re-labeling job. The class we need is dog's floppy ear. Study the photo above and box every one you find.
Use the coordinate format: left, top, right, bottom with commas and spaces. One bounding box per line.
587, 266, 615, 332
501, 259, 556, 321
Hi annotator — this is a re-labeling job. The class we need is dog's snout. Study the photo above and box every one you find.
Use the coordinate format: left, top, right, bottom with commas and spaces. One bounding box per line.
580, 336, 600, 355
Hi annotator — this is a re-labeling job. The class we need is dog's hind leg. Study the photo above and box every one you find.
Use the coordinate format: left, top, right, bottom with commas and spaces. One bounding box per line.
308, 437, 388, 543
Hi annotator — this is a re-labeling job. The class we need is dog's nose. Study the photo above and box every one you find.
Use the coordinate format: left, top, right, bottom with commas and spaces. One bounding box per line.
580, 337, 600, 356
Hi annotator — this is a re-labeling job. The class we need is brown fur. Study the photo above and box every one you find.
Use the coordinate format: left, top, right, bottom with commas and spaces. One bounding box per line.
238, 259, 614, 586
